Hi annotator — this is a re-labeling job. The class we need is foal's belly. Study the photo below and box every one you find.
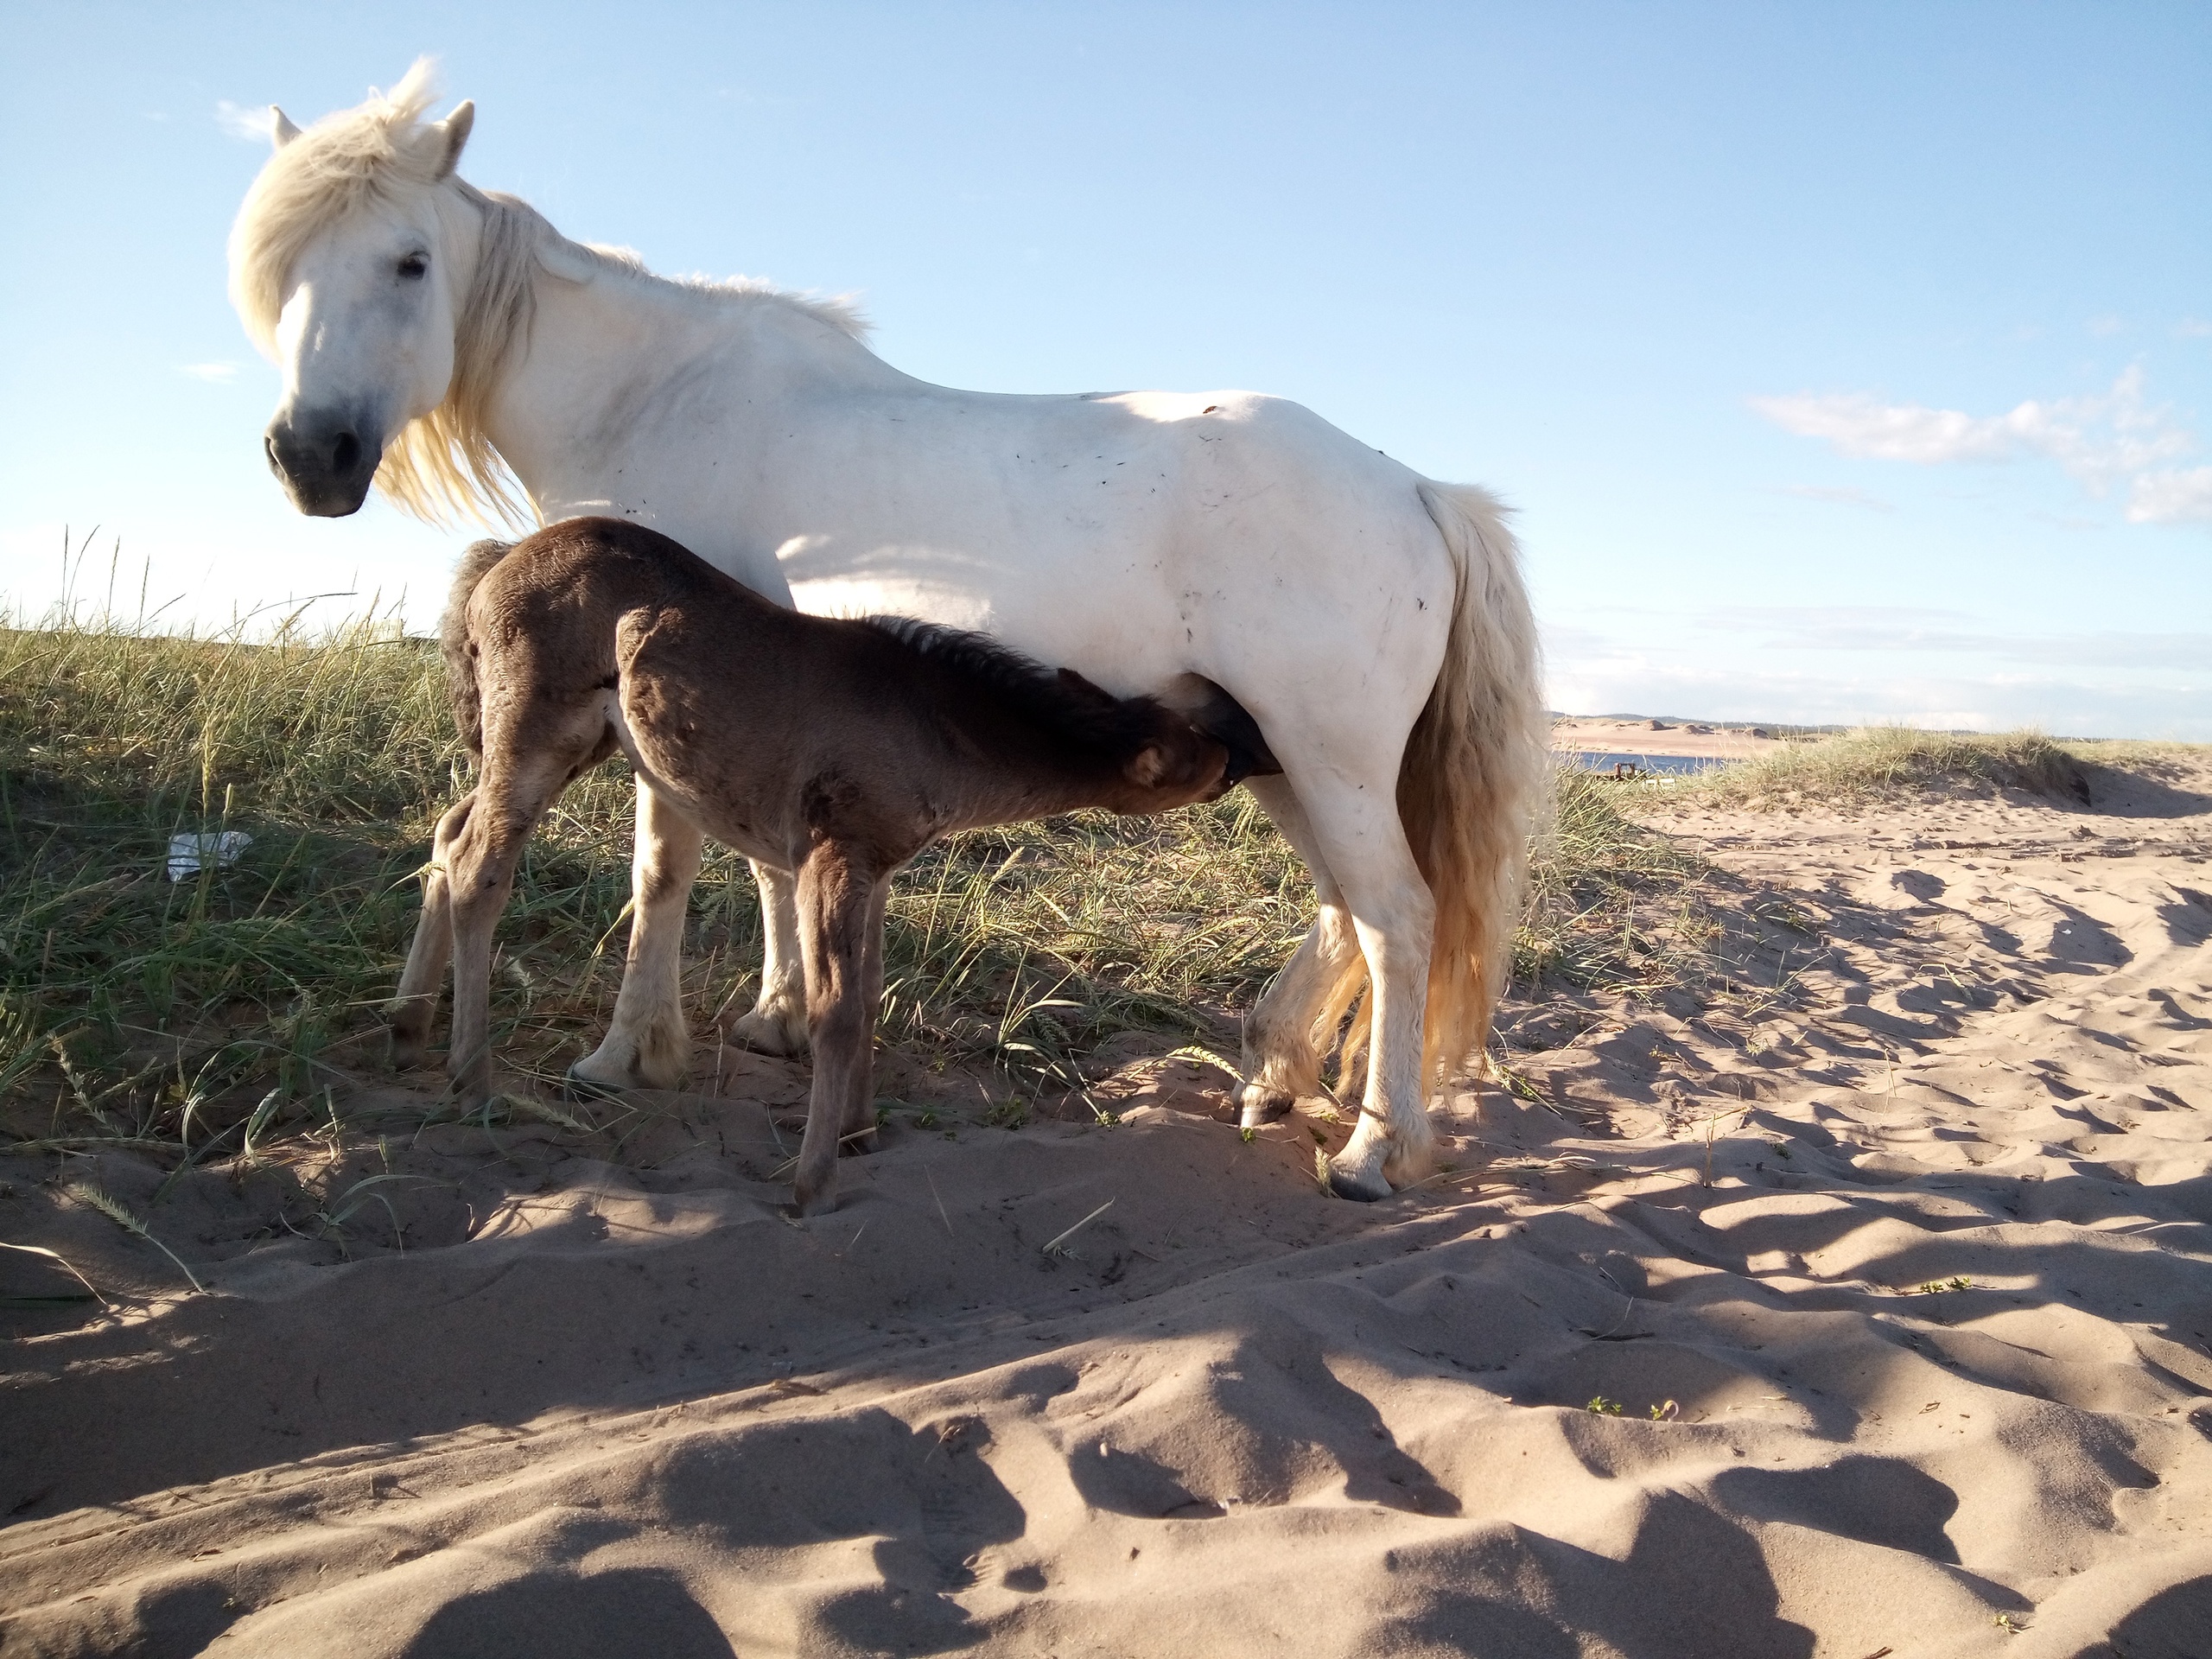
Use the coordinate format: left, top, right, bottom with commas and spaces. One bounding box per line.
604, 702, 793, 870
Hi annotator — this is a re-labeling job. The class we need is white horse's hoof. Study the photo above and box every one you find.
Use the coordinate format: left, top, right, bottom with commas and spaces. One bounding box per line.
1382, 1140, 1436, 1190
563, 1063, 630, 1101
1238, 1084, 1295, 1129
1325, 1157, 1394, 1203
724, 1007, 810, 1058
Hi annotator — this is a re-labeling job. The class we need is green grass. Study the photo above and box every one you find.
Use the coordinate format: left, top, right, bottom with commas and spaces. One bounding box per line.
3, 607, 1706, 1161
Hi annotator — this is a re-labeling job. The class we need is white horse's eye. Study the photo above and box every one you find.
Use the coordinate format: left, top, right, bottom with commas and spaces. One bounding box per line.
398, 252, 429, 280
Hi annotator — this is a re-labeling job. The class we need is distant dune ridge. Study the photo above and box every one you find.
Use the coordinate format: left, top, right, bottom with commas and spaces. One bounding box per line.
4, 635, 2210, 1651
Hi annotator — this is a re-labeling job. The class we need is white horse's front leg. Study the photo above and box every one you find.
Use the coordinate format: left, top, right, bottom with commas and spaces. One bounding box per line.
722, 860, 810, 1056
1294, 773, 1440, 1201
1236, 776, 1361, 1128
571, 779, 703, 1093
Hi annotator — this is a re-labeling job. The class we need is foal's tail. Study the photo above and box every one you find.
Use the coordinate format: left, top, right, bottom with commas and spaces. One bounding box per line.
1318, 484, 1548, 1090
439, 537, 515, 759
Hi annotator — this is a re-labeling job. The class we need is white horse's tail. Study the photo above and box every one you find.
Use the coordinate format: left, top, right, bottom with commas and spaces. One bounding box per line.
1314, 481, 1548, 1090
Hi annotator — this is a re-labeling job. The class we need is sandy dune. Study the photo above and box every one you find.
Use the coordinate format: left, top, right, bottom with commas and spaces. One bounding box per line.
4, 754, 2209, 1656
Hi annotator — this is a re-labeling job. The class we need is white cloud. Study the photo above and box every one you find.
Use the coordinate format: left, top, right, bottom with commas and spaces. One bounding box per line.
2175, 319, 2212, 340
214, 99, 274, 143
2128, 465, 2212, 525
1751, 367, 2203, 524
1751, 390, 2022, 463
1702, 606, 2212, 670
176, 362, 238, 384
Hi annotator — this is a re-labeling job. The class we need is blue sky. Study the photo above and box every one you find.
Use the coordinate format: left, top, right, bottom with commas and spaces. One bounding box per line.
4, 2, 2207, 735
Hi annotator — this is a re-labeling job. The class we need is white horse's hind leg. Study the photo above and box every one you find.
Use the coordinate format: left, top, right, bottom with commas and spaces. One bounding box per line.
570, 779, 702, 1093
1290, 769, 1440, 1202
723, 861, 810, 1056
1236, 776, 1360, 1128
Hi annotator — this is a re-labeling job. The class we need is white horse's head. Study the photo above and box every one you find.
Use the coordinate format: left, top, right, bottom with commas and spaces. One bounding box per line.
230, 62, 517, 521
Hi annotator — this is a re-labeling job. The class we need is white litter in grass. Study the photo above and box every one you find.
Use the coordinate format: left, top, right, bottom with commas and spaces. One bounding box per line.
167, 831, 251, 881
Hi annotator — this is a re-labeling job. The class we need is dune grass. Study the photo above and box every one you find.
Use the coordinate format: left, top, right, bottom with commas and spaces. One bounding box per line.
3, 607, 1706, 1162
1671, 725, 2093, 808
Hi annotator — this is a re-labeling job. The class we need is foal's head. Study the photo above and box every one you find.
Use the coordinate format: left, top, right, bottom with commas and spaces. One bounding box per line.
1054, 669, 1233, 810
862, 619, 1230, 811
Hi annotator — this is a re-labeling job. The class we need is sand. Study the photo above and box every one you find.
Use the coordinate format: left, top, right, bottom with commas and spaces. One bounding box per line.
3, 753, 2209, 1657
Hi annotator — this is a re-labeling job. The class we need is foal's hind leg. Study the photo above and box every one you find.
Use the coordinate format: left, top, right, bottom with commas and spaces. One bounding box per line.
388, 791, 475, 1069
722, 860, 810, 1057
790, 848, 889, 1216
836, 878, 892, 1156
571, 779, 704, 1094
1236, 776, 1363, 1128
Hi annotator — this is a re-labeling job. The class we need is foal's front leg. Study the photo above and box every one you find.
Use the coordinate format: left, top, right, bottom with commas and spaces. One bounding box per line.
790, 847, 888, 1216
571, 778, 705, 1094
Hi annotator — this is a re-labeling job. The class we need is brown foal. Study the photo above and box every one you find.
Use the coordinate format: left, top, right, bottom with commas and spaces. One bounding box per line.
390, 517, 1236, 1212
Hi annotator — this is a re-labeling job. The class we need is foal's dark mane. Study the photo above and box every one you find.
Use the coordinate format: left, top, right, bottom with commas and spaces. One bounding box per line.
859, 615, 1169, 754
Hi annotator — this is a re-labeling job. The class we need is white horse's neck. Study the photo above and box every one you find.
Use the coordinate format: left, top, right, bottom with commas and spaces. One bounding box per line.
468, 206, 906, 567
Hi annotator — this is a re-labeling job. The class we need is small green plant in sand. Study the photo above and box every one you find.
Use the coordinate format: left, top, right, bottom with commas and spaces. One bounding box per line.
1585, 1395, 1624, 1416
1916, 1276, 1972, 1296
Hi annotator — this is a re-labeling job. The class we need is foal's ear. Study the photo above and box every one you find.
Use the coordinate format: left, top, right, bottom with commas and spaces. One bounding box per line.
429, 99, 475, 181
270, 107, 302, 149
1125, 745, 1170, 787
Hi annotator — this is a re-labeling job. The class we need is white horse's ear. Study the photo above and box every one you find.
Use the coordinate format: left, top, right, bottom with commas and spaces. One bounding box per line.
430, 100, 475, 181
270, 107, 302, 149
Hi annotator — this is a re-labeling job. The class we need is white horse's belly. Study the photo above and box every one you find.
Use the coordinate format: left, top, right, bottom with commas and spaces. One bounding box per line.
599, 386, 1454, 725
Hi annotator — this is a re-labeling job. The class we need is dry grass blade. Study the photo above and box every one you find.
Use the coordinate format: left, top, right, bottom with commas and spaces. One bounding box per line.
0, 1238, 112, 1307
1040, 1198, 1115, 1258
61, 1180, 205, 1293
925, 1166, 954, 1236
498, 1092, 595, 1135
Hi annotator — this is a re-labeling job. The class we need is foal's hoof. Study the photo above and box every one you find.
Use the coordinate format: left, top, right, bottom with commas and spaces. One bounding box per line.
388, 1033, 426, 1072
1324, 1158, 1395, 1203
1237, 1085, 1295, 1130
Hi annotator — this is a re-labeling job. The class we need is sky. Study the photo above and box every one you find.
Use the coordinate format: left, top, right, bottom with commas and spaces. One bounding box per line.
3, 1, 2208, 736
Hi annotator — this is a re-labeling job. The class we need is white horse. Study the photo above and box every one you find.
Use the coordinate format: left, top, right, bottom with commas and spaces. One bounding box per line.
229, 64, 1547, 1200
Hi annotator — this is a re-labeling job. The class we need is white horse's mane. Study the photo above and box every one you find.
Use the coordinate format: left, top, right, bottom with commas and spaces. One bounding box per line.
228, 60, 869, 527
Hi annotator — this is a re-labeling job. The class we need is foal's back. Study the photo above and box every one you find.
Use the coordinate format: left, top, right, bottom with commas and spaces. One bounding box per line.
462, 518, 1230, 873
